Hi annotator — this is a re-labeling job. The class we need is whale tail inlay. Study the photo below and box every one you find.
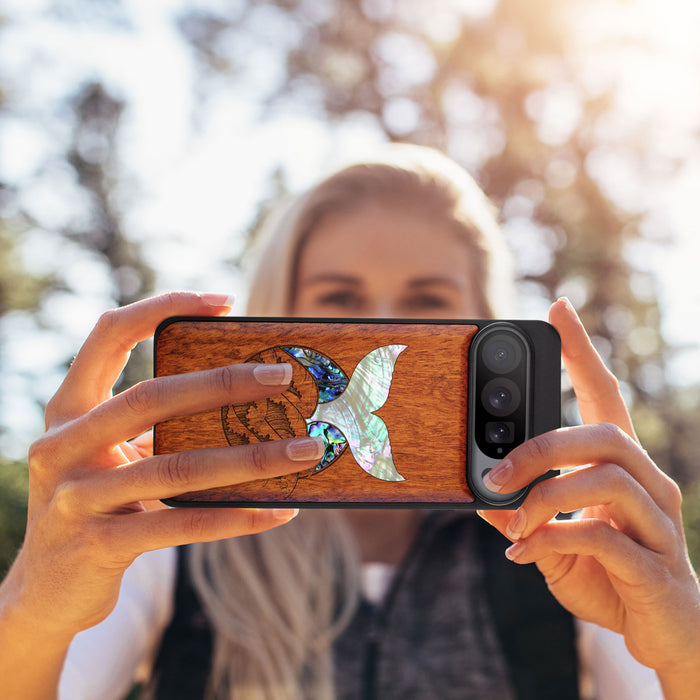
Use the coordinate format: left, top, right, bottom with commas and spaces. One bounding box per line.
307, 344, 407, 482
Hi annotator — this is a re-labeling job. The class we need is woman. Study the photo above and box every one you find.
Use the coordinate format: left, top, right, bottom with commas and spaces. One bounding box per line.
0, 146, 697, 699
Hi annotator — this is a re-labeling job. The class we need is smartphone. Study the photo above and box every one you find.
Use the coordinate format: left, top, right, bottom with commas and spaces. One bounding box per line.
153, 317, 560, 509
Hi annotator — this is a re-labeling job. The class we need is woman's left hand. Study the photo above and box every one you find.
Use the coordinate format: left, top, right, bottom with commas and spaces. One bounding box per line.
478, 298, 700, 697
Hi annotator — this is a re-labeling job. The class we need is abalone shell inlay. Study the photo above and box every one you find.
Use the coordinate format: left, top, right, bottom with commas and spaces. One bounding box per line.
308, 344, 407, 481
307, 421, 348, 470
283, 346, 348, 402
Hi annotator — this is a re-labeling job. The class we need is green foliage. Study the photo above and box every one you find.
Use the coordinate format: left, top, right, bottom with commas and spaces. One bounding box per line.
682, 479, 700, 572
0, 224, 54, 316
0, 460, 28, 577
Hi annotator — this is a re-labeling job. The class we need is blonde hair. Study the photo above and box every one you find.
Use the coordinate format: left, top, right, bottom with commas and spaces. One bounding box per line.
188, 145, 514, 699
189, 512, 359, 700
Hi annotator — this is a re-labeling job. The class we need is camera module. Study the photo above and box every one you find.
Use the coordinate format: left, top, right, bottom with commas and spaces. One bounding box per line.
470, 323, 531, 463
467, 320, 560, 507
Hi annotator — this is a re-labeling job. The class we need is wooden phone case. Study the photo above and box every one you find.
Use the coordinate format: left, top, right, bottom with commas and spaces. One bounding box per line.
153, 317, 560, 508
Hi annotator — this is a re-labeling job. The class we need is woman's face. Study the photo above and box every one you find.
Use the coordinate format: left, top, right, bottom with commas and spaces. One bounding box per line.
292, 202, 485, 319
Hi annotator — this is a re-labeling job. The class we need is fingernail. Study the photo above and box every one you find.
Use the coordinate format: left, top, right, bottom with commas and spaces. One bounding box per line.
254, 363, 293, 386
506, 509, 527, 540
557, 296, 578, 319
483, 460, 512, 493
286, 436, 325, 462
199, 293, 236, 308
505, 541, 527, 562
273, 508, 299, 521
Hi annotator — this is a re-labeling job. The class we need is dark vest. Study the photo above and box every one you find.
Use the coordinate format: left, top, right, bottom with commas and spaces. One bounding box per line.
148, 513, 579, 699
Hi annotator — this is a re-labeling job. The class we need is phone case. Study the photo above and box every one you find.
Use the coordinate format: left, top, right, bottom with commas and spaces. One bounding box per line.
153, 317, 560, 509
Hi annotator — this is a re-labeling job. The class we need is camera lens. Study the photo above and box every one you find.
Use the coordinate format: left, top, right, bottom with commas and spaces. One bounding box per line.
481, 378, 521, 417
489, 387, 510, 411
486, 421, 514, 444
482, 334, 523, 374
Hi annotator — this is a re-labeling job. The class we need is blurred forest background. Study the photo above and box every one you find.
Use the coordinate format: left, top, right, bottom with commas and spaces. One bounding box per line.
1, 0, 700, 574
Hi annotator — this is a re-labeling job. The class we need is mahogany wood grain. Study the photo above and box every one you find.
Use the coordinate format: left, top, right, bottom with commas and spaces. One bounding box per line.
154, 319, 478, 505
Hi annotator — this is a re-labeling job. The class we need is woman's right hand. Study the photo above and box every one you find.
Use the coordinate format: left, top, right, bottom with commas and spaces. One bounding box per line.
1, 292, 323, 643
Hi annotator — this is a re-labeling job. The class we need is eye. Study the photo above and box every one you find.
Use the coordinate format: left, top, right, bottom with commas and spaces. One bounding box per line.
315, 290, 366, 311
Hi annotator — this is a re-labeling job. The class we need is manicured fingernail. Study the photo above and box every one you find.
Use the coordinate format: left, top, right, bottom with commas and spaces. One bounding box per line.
286, 436, 325, 462
506, 509, 527, 540
273, 508, 299, 521
254, 363, 293, 386
483, 460, 512, 493
199, 293, 236, 308
557, 296, 578, 319
505, 541, 527, 561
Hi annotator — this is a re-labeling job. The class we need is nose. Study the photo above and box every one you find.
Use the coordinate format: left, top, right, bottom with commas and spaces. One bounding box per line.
366, 300, 399, 319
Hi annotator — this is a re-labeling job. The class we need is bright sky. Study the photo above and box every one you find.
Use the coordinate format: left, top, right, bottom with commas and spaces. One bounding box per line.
1, 0, 699, 456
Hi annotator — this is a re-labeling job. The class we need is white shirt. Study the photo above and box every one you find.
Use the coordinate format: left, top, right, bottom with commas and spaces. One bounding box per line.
59, 548, 176, 700
59, 548, 663, 700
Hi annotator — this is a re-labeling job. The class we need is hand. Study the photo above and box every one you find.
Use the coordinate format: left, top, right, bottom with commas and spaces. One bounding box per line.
478, 298, 700, 693
2, 292, 324, 641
